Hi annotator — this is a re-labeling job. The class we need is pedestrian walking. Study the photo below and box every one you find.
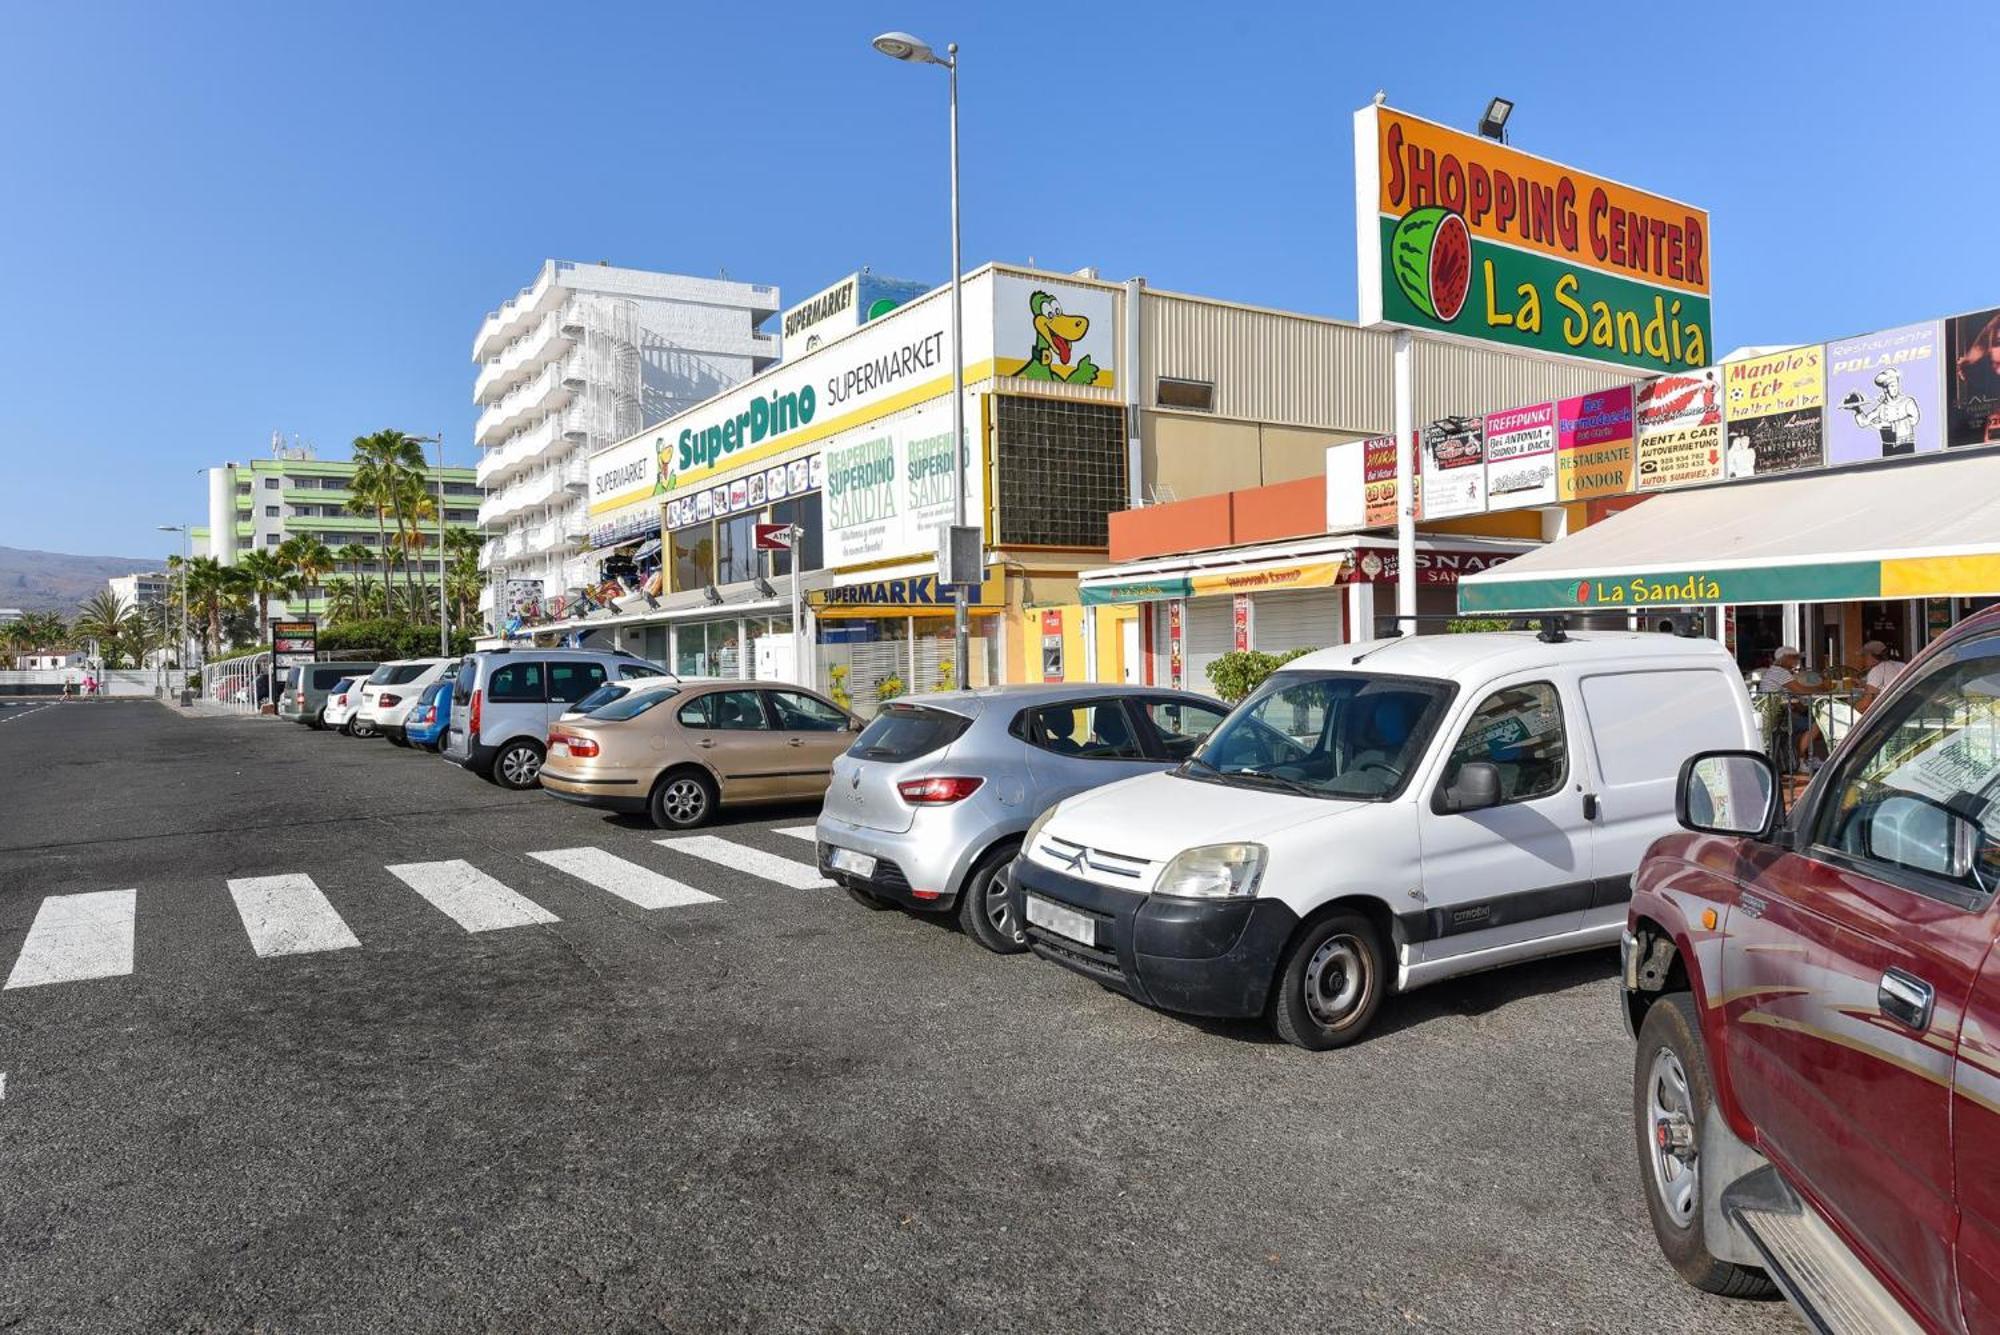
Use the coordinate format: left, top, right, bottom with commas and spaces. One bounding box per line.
84, 672, 98, 699
62, 672, 75, 700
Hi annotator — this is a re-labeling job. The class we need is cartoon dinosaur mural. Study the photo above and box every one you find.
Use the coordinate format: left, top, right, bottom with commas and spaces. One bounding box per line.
1017, 290, 1099, 384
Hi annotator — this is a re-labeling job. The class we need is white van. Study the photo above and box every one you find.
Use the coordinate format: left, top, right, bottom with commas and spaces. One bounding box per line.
442, 648, 670, 788
1006, 630, 1759, 1049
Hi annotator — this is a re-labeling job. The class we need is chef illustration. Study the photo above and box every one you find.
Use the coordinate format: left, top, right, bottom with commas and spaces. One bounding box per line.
1839, 366, 1922, 455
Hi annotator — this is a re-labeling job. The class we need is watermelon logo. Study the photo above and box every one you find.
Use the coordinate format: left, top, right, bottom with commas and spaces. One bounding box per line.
1571, 580, 1594, 604
1391, 207, 1471, 324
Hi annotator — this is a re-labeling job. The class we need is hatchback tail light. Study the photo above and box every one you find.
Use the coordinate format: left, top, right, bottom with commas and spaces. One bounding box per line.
897, 776, 984, 804
380, 693, 401, 707
469, 688, 482, 735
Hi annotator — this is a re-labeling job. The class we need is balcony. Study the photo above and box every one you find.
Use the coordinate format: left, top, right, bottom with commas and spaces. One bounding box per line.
471, 263, 564, 362
473, 361, 577, 448
476, 543, 494, 571
477, 585, 495, 613
472, 311, 577, 406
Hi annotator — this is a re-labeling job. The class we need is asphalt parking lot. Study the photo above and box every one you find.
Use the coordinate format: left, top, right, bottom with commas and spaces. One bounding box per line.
0, 700, 1796, 1333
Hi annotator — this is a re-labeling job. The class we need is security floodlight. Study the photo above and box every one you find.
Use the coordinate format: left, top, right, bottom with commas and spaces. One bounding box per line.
753, 577, 777, 599
1478, 97, 1513, 142
704, 584, 724, 606
871, 30, 937, 64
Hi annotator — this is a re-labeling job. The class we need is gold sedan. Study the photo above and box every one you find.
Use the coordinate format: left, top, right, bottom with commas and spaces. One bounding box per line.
541, 679, 860, 830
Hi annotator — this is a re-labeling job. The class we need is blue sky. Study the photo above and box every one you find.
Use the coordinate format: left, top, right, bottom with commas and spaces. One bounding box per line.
3, 1, 1995, 561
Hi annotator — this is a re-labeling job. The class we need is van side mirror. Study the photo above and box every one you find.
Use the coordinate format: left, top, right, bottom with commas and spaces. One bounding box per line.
1677, 750, 1779, 839
1438, 761, 1502, 814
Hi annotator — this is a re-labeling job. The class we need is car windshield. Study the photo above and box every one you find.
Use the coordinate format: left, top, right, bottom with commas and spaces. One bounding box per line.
589, 687, 680, 722
1189, 670, 1454, 801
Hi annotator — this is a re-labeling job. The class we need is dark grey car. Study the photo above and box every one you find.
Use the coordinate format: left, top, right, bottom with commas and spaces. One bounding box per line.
814, 683, 1233, 952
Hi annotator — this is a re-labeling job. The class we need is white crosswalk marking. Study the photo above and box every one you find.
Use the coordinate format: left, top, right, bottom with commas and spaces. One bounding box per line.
384, 860, 559, 933
227, 874, 362, 957
775, 826, 817, 842
4, 889, 136, 989
659, 835, 832, 889
527, 848, 719, 910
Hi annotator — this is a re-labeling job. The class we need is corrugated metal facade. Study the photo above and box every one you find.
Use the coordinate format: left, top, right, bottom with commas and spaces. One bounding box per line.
1141, 288, 1642, 434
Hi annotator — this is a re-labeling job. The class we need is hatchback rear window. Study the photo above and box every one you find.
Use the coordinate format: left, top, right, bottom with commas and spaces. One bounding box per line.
417, 682, 446, 704
848, 704, 972, 762
591, 687, 680, 722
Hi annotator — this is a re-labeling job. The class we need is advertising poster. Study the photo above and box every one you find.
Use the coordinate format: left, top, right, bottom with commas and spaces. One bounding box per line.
1725, 409, 1823, 478
992, 275, 1117, 388
1826, 322, 1943, 462
270, 620, 317, 669
1419, 415, 1485, 519
1354, 104, 1711, 373
1361, 433, 1419, 527
1635, 369, 1723, 490
1167, 600, 1185, 689
822, 398, 977, 567
1724, 345, 1824, 420
1232, 594, 1252, 652
1947, 306, 2000, 448
1556, 385, 1635, 500
503, 579, 543, 620
1481, 402, 1558, 509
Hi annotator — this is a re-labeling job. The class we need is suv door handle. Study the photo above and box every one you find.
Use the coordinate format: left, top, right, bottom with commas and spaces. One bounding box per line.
1878, 968, 1935, 1031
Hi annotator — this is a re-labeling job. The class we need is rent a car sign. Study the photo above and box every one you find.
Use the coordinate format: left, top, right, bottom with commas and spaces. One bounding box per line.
1354, 104, 1711, 374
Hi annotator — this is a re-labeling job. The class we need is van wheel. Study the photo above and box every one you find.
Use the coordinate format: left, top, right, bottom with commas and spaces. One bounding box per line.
1269, 911, 1385, 1050
310, 709, 327, 731
649, 771, 716, 829
1635, 994, 1776, 1297
493, 740, 545, 790
957, 845, 1027, 954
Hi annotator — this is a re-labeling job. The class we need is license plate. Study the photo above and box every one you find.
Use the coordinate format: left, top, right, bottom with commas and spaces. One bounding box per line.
548, 742, 569, 758
829, 847, 876, 878
1026, 895, 1096, 946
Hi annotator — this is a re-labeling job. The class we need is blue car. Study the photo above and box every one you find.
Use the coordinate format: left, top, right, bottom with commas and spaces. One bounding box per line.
404, 681, 452, 751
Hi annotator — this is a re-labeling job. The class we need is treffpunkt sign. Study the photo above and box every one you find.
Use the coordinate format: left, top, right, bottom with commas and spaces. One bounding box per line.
1355, 105, 1712, 373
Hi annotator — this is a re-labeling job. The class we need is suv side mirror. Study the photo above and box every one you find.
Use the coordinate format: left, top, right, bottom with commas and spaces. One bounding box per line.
1677, 750, 1779, 838
1438, 761, 1502, 814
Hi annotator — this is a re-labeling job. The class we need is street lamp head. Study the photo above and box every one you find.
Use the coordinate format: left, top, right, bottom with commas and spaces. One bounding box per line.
158, 524, 185, 533
872, 30, 941, 64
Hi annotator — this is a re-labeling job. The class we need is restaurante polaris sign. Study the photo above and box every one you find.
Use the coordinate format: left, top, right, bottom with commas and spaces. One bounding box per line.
1355, 105, 1712, 373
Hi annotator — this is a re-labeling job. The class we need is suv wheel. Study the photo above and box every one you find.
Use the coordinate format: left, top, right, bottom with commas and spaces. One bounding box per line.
493, 740, 545, 790
1269, 911, 1385, 1050
1634, 994, 1775, 1297
649, 771, 716, 830
957, 846, 1027, 954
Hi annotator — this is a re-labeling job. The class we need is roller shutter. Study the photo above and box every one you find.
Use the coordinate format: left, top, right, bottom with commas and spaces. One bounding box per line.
1253, 590, 1342, 656
1182, 597, 1233, 697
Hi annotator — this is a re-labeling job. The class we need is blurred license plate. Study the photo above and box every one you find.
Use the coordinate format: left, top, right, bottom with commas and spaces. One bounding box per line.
829, 848, 876, 878
548, 742, 569, 758
1026, 895, 1096, 946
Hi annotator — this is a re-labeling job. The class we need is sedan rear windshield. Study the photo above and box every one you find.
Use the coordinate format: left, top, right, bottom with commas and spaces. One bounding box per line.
848, 704, 973, 763
571, 684, 629, 714
589, 687, 680, 722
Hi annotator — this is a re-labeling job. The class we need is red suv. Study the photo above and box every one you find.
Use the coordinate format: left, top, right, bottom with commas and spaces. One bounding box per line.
1623, 608, 2000, 1333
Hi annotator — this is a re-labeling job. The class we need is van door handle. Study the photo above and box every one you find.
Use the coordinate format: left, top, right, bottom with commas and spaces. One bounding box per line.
1582, 793, 1600, 821
1878, 968, 1935, 1031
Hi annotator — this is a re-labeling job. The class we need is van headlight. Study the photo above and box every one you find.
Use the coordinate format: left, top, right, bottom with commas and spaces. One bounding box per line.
1154, 843, 1267, 900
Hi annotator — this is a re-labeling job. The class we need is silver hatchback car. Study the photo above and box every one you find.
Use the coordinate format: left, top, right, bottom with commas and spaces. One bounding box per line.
815, 683, 1232, 952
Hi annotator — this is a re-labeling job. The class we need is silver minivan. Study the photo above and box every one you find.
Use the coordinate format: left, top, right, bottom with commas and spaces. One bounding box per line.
815, 684, 1232, 952
442, 648, 670, 789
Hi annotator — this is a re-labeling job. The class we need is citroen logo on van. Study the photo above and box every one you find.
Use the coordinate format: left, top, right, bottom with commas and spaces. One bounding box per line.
850, 772, 861, 790
1057, 845, 1089, 873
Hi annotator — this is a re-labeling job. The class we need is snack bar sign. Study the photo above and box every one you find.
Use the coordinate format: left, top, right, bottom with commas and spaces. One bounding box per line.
1355, 105, 1712, 373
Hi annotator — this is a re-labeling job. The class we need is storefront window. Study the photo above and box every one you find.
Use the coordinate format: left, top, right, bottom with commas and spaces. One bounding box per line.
675, 619, 745, 678
717, 514, 758, 585
769, 494, 823, 577
671, 524, 714, 593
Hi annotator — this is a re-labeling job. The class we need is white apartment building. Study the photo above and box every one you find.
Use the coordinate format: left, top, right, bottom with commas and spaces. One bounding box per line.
472, 260, 779, 627
107, 572, 171, 610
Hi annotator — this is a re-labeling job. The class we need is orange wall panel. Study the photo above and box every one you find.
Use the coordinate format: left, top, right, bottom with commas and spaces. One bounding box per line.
1231, 476, 1326, 546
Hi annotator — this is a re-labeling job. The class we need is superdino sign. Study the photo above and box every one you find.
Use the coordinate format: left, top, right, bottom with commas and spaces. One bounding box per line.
1354, 105, 1711, 374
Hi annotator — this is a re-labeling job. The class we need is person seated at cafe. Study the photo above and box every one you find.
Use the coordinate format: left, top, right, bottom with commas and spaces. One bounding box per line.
1855, 639, 1906, 713
1758, 646, 1822, 769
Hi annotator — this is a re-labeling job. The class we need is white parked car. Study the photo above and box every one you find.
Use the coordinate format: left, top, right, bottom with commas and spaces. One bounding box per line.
350, 659, 453, 741
320, 676, 365, 731
1007, 629, 1759, 1049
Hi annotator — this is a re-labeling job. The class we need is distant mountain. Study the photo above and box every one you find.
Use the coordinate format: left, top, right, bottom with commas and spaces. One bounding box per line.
0, 546, 164, 615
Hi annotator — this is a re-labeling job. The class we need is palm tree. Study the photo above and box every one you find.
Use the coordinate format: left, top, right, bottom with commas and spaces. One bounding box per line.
74, 591, 132, 667
12, 611, 70, 666
278, 536, 335, 621
234, 549, 295, 637
350, 429, 429, 610
444, 526, 485, 629
184, 557, 229, 660
335, 541, 373, 576
392, 474, 441, 623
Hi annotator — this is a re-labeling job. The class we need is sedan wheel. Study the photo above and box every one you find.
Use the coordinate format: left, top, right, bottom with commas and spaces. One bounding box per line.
650, 773, 715, 830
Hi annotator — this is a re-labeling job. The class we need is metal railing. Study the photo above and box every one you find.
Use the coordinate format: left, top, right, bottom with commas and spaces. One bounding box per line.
200, 653, 275, 713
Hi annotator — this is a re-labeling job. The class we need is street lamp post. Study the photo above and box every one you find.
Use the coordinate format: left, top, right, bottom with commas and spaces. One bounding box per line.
157, 523, 192, 703
873, 30, 969, 690
405, 433, 450, 655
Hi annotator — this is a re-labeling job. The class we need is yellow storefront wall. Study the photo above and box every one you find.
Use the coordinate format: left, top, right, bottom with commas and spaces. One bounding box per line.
1012, 603, 1136, 685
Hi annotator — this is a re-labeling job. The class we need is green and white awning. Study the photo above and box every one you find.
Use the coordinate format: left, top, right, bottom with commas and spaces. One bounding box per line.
1458, 453, 2000, 614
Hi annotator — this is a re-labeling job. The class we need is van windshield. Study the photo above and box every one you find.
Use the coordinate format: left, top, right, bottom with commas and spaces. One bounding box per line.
1187, 670, 1453, 801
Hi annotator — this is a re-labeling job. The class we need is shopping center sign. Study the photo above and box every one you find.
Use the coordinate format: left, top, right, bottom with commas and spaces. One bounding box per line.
1355, 105, 1711, 373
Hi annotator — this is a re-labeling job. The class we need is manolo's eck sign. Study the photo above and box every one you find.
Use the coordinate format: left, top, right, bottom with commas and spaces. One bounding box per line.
1355, 106, 1712, 374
